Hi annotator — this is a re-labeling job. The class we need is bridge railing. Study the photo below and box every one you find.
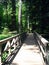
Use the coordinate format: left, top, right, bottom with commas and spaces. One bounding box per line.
34, 31, 49, 58
0, 31, 27, 65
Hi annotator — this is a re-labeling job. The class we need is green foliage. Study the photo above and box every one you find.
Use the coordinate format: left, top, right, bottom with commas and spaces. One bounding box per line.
0, 4, 3, 16
0, 0, 49, 37
0, 0, 49, 62
0, 34, 12, 40
2, 28, 9, 34
1, 1, 12, 30
22, 3, 26, 14
0, 4, 3, 31
22, 2, 27, 31
0, 28, 15, 40
2, 52, 8, 62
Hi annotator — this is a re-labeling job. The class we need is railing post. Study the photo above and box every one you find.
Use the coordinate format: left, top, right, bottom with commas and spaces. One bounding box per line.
8, 42, 11, 55
0, 45, 2, 65
13, 38, 16, 50
14, 44, 16, 50
19, 36, 21, 46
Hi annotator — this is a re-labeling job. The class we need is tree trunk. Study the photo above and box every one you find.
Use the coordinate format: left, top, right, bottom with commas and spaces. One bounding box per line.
18, 0, 22, 33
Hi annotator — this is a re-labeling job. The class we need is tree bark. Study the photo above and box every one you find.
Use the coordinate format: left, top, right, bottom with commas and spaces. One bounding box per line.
18, 0, 22, 33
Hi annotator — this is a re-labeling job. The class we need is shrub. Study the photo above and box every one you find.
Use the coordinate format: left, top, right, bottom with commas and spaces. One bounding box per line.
2, 52, 8, 62
2, 28, 9, 34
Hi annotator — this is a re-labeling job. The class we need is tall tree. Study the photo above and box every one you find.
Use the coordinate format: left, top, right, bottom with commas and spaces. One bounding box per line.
9, 0, 16, 31
18, 0, 22, 33
0, 3, 3, 32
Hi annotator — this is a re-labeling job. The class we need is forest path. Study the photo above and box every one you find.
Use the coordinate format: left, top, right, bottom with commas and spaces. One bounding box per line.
11, 33, 46, 65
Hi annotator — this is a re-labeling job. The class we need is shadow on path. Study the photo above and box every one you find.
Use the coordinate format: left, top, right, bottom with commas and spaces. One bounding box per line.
11, 33, 46, 65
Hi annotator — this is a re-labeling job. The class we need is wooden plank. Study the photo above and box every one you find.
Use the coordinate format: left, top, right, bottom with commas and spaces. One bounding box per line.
12, 33, 46, 65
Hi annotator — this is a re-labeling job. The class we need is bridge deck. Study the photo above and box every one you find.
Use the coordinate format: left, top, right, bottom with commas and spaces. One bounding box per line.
11, 33, 46, 65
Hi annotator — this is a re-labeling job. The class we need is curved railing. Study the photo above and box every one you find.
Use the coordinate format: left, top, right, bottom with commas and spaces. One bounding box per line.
0, 31, 27, 65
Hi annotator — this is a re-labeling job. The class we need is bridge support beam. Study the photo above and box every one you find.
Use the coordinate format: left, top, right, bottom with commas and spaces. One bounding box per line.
0, 45, 2, 65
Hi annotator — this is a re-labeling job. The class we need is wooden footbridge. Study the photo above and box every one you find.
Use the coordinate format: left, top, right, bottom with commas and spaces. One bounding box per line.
0, 31, 49, 65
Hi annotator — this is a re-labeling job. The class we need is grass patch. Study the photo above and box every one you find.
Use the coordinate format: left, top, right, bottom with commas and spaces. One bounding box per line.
0, 33, 15, 40
0, 28, 17, 40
